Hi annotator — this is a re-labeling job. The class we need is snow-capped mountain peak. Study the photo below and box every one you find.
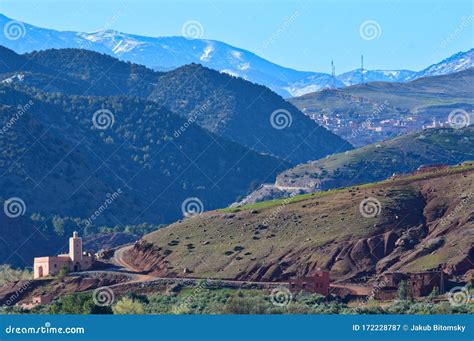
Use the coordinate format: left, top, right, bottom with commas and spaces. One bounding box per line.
337, 69, 416, 86
78, 30, 146, 54
0, 13, 471, 97
411, 48, 473, 79
200, 43, 214, 62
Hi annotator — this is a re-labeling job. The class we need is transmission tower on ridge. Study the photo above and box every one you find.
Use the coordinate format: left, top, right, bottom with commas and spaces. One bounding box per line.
360, 55, 364, 84
331, 59, 336, 89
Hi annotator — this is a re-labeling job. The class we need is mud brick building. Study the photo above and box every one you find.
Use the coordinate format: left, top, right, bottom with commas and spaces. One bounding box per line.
374, 271, 446, 300
20, 295, 52, 310
288, 271, 330, 296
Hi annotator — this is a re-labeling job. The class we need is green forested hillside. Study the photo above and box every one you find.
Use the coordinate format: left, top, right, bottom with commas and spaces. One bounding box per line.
277, 127, 474, 189
147, 63, 352, 163
0, 86, 288, 224
0, 47, 352, 164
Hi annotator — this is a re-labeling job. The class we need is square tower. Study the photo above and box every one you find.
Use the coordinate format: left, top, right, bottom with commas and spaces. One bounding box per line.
69, 231, 83, 262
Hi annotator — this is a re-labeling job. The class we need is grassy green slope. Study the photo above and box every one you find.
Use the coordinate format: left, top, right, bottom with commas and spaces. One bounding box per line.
276, 127, 474, 190
291, 68, 474, 115
129, 163, 474, 282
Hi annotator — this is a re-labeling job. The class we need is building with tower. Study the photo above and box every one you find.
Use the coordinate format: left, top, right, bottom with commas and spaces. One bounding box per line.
33, 231, 94, 279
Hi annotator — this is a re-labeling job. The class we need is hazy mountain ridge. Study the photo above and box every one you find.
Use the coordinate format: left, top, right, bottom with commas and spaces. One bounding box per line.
0, 14, 472, 97
146, 63, 353, 164
236, 127, 474, 205
290, 68, 474, 146
277, 126, 474, 189
0, 46, 352, 164
412, 48, 474, 79
337, 69, 416, 86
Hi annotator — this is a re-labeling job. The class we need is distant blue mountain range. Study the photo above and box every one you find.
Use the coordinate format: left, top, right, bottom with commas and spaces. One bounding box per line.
0, 13, 472, 97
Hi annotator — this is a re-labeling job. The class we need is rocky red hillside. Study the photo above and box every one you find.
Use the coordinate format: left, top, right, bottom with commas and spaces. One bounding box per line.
126, 163, 474, 283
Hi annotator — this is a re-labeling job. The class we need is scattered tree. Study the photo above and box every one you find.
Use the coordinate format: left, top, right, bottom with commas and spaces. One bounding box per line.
397, 280, 411, 301
112, 297, 145, 314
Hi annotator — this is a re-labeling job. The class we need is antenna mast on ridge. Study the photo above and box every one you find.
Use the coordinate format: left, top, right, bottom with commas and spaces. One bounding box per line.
360, 55, 364, 84
331, 59, 336, 89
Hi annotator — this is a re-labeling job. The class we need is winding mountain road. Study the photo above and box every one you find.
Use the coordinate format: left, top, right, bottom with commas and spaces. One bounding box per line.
84, 245, 372, 295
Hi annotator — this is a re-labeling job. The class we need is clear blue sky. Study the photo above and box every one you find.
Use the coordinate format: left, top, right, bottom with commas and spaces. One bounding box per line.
0, 0, 472, 73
